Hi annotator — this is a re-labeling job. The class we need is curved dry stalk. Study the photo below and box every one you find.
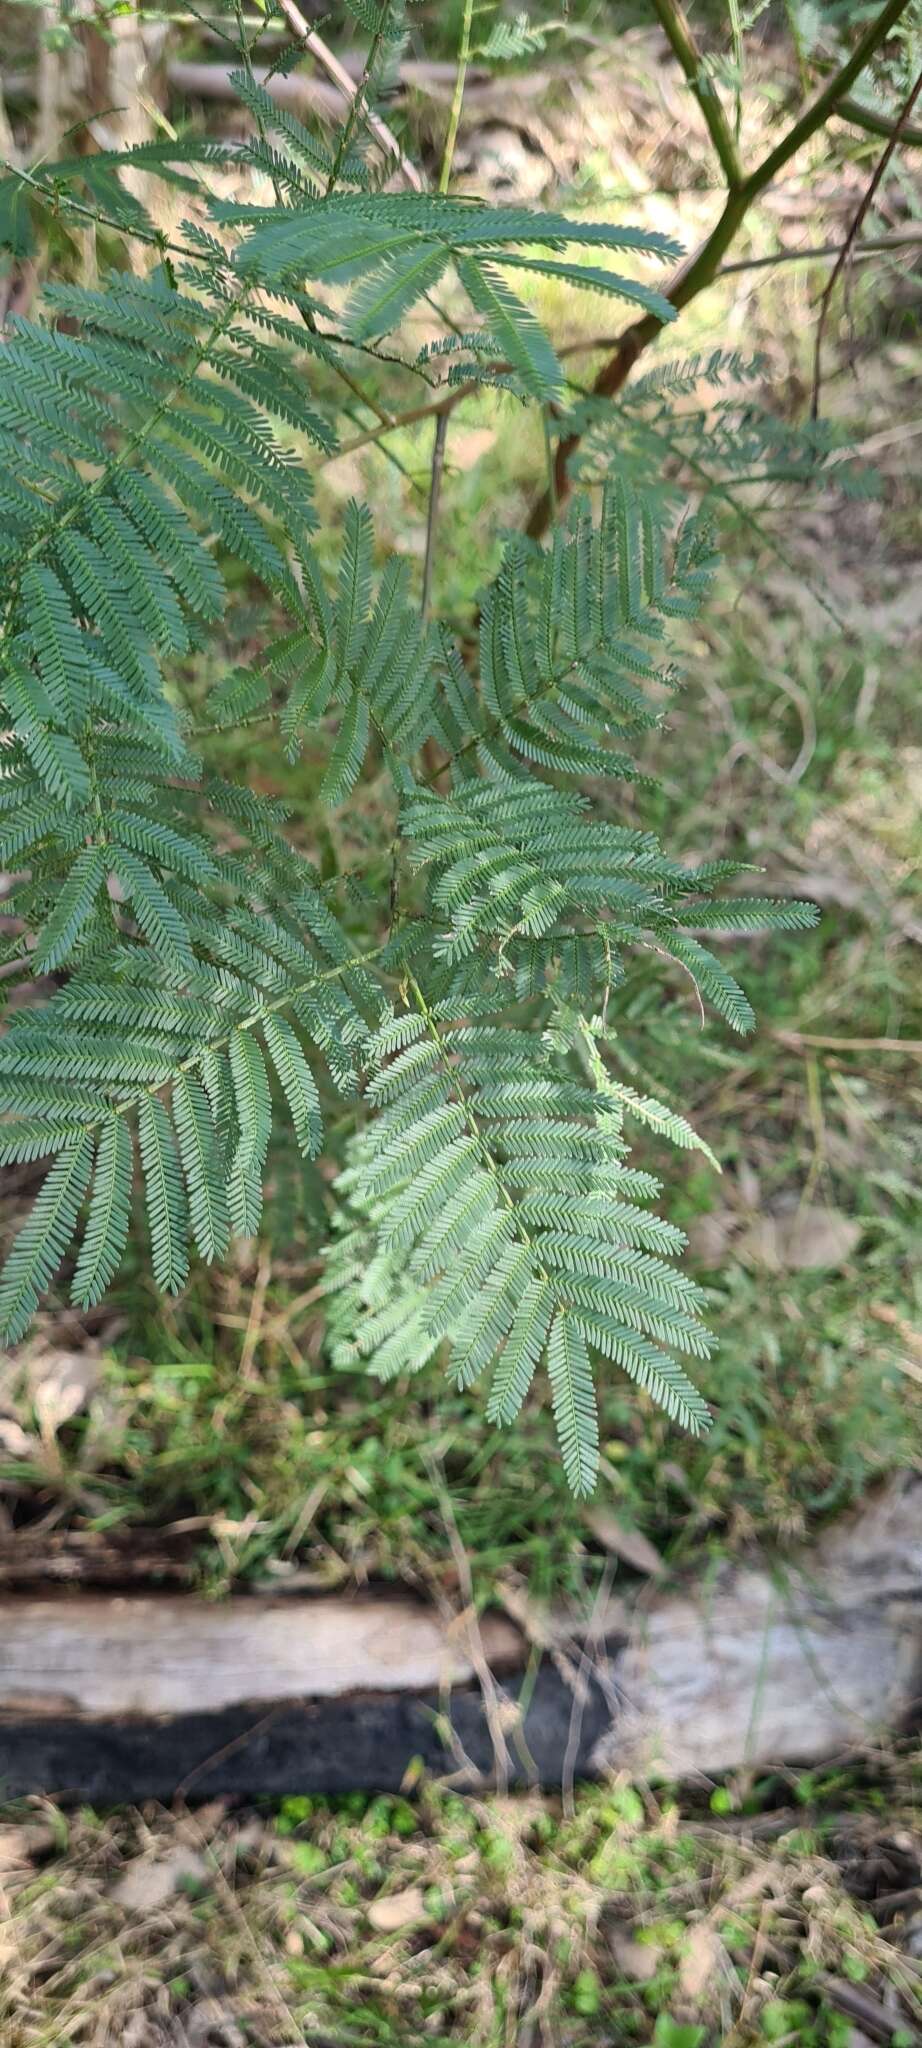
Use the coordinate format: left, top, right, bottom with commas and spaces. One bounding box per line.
274, 0, 424, 191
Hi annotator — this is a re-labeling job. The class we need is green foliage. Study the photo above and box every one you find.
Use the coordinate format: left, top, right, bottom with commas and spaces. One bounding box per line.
476, 12, 554, 63
326, 1007, 718, 1496
0, 10, 819, 1491
568, 349, 879, 540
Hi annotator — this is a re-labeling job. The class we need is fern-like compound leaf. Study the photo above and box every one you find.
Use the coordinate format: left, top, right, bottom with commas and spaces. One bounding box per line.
32, 847, 109, 973
138, 1095, 189, 1295
547, 1310, 599, 1498
71, 1116, 134, 1309
0, 123, 820, 1495
0, 1135, 94, 1343
172, 1073, 229, 1265
262, 1014, 323, 1160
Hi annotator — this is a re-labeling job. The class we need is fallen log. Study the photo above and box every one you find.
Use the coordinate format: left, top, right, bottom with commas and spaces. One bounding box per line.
603, 1469, 922, 1777
0, 1525, 201, 1588
1, 1475, 919, 1802
165, 57, 551, 116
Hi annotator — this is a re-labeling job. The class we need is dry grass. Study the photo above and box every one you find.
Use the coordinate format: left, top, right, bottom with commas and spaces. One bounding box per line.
3, 1758, 922, 2046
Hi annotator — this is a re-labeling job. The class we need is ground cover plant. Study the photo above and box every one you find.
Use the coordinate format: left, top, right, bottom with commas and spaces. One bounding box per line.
3, 1755, 922, 2045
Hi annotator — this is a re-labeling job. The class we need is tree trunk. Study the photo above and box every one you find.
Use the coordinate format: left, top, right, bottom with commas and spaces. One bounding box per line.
33, 1, 164, 161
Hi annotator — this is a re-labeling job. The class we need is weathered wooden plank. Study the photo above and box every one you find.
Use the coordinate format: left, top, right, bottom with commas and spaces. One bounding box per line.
594, 1472, 922, 1777
0, 1666, 615, 1804
0, 1592, 523, 1717
0, 1477, 919, 1800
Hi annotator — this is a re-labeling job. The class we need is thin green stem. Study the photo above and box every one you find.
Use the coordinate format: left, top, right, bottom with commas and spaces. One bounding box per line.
836, 90, 922, 146
100, 946, 389, 1132
326, 5, 390, 193
541, 409, 559, 524
727, 0, 744, 143
0, 156, 208, 267
650, 0, 743, 189
440, 0, 476, 195
743, 0, 911, 198
421, 411, 448, 621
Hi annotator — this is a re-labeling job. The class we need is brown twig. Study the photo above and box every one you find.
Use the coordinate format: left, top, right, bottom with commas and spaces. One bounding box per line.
811, 61, 922, 415
775, 1030, 922, 1055
318, 226, 922, 469
173, 1704, 288, 1799
814, 1974, 919, 2045
523, 0, 912, 540
719, 226, 922, 274
425, 1450, 515, 1794
560, 1559, 615, 1820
